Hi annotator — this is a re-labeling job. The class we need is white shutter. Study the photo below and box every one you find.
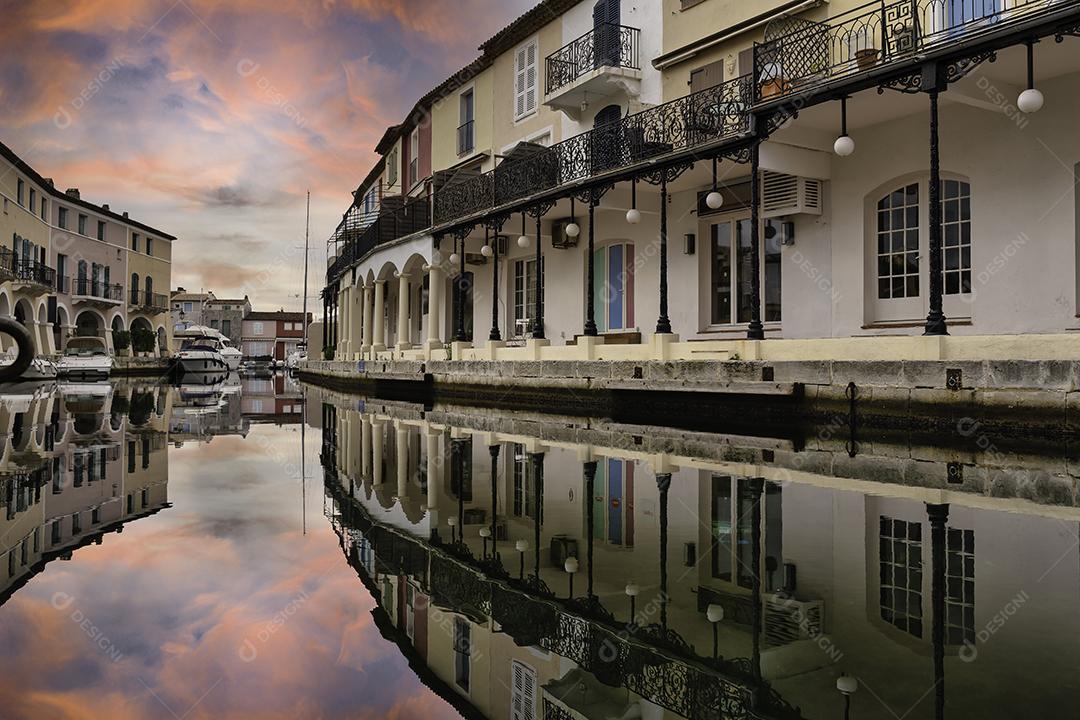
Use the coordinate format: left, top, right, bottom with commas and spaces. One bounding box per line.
510, 661, 536, 720
515, 41, 538, 120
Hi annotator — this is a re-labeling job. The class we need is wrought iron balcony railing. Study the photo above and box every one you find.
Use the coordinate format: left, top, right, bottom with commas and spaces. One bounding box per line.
56, 275, 70, 294
131, 290, 168, 311
434, 74, 753, 226
753, 0, 1072, 101
72, 279, 124, 301
327, 194, 431, 281
457, 120, 475, 156
545, 23, 641, 95
11, 258, 56, 288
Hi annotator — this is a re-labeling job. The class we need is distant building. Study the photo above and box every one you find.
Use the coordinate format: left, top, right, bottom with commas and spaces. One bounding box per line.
203, 296, 250, 345
241, 310, 312, 360
170, 289, 213, 330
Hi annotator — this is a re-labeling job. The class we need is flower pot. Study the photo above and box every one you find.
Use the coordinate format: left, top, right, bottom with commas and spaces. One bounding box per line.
855, 48, 880, 71
760, 78, 788, 98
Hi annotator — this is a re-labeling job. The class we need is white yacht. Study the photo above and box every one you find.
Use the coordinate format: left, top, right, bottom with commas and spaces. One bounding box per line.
177, 334, 229, 375
219, 338, 243, 371
57, 337, 113, 380
175, 326, 241, 371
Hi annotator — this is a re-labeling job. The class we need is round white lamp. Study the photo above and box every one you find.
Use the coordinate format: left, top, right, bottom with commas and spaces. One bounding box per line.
480, 244, 493, 258
837, 676, 858, 696
431, 249, 442, 265
626, 208, 641, 225
564, 556, 579, 598
479, 527, 491, 538
1018, 87, 1044, 114
707, 603, 725, 658
706, 191, 724, 210
833, 134, 856, 157
448, 252, 460, 265
565, 222, 580, 239
517, 235, 531, 249
625, 582, 639, 620
706, 604, 725, 623
515, 539, 529, 552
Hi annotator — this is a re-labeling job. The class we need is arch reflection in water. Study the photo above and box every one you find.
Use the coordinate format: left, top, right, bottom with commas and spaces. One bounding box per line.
0, 382, 172, 604
311, 385, 1080, 720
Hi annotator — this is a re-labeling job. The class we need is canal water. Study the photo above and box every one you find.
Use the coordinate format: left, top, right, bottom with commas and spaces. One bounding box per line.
0, 377, 1076, 719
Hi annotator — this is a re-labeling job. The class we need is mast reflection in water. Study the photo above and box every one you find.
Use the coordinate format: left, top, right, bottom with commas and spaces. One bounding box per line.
312, 384, 1080, 720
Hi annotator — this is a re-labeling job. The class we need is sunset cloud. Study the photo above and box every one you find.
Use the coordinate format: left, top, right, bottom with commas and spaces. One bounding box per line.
0, 0, 535, 309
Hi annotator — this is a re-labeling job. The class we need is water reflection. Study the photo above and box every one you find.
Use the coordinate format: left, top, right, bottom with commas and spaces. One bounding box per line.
312, 385, 1080, 720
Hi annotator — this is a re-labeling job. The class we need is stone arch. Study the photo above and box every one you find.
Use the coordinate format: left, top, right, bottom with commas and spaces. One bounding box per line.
53, 304, 69, 353
13, 298, 37, 355
75, 309, 106, 339
130, 316, 155, 357
156, 325, 168, 355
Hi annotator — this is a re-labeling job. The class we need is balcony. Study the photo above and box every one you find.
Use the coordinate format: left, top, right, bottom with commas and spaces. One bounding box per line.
544, 23, 641, 115
457, 120, 475, 157
71, 278, 124, 307
754, 0, 1076, 102
130, 290, 168, 313
327, 194, 430, 281
435, 74, 752, 226
1, 251, 57, 294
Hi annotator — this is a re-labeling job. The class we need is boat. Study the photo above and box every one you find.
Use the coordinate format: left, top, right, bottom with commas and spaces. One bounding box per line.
177, 333, 229, 374
174, 325, 241, 371
286, 348, 307, 373
0, 348, 58, 380
219, 338, 243, 371
57, 336, 114, 380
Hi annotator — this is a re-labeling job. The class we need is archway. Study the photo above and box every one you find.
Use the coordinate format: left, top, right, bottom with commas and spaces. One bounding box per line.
75, 310, 105, 340
36, 302, 52, 356
54, 305, 69, 354
130, 317, 155, 357
156, 326, 168, 356
14, 299, 36, 355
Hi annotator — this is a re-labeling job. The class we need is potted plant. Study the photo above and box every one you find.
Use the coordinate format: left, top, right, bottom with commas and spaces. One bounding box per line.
112, 330, 131, 357
323, 346, 335, 361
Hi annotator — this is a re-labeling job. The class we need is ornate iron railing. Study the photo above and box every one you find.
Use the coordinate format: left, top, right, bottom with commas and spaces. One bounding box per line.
327, 193, 430, 281
434, 74, 753, 226
72, 278, 123, 301
754, 0, 1076, 101
545, 23, 642, 95
12, 258, 56, 288
457, 120, 475, 156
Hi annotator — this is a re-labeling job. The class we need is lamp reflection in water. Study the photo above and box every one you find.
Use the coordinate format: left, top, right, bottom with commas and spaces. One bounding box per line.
564, 556, 579, 599
707, 603, 724, 659
515, 539, 529, 580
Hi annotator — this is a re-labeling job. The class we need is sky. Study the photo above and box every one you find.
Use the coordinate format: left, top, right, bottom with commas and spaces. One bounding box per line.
0, 0, 535, 310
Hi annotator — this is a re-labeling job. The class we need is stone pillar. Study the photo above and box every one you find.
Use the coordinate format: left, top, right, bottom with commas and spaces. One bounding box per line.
339, 286, 351, 357
395, 423, 410, 499
425, 265, 444, 349
371, 419, 384, 486
426, 429, 442, 512
372, 281, 386, 352
396, 273, 412, 351
361, 415, 373, 481
361, 284, 373, 358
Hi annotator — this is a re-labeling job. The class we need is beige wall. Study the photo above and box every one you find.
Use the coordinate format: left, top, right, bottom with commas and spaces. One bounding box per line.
491, 20, 564, 154
431, 67, 497, 175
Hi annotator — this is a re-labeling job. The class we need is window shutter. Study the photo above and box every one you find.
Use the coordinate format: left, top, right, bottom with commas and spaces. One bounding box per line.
510, 661, 536, 720
515, 47, 527, 118
525, 42, 537, 114
738, 47, 754, 78
690, 59, 725, 93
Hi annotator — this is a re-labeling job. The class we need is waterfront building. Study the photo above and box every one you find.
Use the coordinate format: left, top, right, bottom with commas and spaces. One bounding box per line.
0, 141, 174, 360
202, 295, 251, 346
241, 310, 312, 361
319, 0, 1080, 372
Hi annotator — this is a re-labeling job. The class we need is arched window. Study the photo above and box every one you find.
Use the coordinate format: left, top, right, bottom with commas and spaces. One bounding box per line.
591, 242, 635, 332
592, 104, 623, 173
871, 177, 972, 321
145, 275, 153, 296
131, 273, 139, 304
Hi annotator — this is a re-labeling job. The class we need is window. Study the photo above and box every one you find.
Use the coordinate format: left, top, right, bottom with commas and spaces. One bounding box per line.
941, 180, 972, 295
409, 127, 420, 187
211, 319, 219, 329
453, 618, 471, 692
40, 196, 46, 220
58, 207, 68, 229
591, 458, 634, 546
879, 516, 923, 638
709, 217, 782, 325
253, 321, 264, 334
183, 302, 193, 313
592, 243, 635, 331
222, 319, 231, 337
387, 148, 399, 187
513, 258, 543, 337
17, 179, 24, 206
132, 233, 139, 251
876, 184, 920, 300
96, 220, 105, 240
514, 40, 538, 120
946, 527, 975, 646
711, 477, 782, 590
29, 189, 35, 213
405, 585, 415, 640
510, 661, 537, 720
458, 90, 475, 156
512, 444, 539, 520
146, 237, 154, 256
78, 214, 87, 235
131, 273, 140, 304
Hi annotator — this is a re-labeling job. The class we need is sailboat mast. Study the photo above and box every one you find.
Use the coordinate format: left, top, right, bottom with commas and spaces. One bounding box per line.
302, 190, 311, 348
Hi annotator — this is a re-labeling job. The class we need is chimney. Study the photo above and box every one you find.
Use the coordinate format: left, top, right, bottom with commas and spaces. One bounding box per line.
101, 204, 109, 211
43, 178, 54, 187
65, 188, 80, 199
122, 211, 129, 218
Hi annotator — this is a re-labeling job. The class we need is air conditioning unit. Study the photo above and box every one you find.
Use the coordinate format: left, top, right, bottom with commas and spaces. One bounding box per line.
764, 595, 824, 646
549, 535, 579, 566
762, 172, 822, 218
550, 219, 580, 249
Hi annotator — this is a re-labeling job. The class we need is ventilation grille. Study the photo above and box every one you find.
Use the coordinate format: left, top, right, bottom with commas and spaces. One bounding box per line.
765, 596, 824, 646
762, 172, 823, 218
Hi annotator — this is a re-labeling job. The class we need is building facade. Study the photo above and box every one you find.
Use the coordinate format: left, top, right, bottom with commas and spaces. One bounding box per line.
320, 0, 1080, 368
0, 141, 174, 359
241, 311, 311, 360
203, 296, 251, 345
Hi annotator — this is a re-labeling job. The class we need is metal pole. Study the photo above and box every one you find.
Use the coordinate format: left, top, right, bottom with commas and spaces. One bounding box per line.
533, 212, 545, 339
656, 473, 671, 628
656, 180, 672, 334
456, 236, 468, 342
748, 142, 765, 340
929, 503, 950, 720
584, 461, 597, 597
489, 227, 501, 342
925, 90, 948, 336
302, 191, 310, 351
584, 197, 598, 337
531, 452, 544, 576
489, 444, 500, 560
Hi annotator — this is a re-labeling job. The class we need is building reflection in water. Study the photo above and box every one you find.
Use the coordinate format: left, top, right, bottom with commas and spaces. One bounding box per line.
0, 381, 171, 604
311, 386, 1080, 720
